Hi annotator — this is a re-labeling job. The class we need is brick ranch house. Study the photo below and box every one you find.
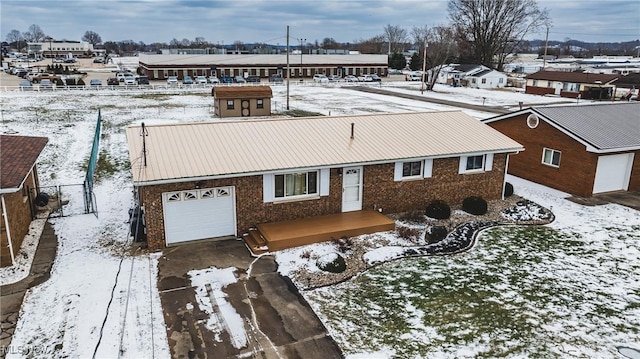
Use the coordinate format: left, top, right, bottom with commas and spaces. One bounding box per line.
525, 70, 619, 99
125, 112, 523, 251
212, 86, 272, 118
1, 134, 48, 267
483, 102, 640, 197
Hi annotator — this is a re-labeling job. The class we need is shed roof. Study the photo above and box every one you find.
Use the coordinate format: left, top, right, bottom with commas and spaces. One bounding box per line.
126, 111, 523, 185
0, 135, 48, 192
526, 70, 619, 84
484, 102, 640, 152
212, 86, 273, 99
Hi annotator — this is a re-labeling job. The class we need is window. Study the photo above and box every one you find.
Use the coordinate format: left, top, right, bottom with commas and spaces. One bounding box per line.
402, 161, 422, 178
466, 155, 485, 171
542, 148, 561, 167
499, 78, 504, 84
226, 100, 234, 110
533, 80, 539, 87
257, 99, 264, 109
481, 78, 487, 84
274, 171, 318, 199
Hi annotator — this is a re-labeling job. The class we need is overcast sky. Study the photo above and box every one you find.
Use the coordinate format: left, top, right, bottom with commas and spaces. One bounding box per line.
2, 0, 639, 45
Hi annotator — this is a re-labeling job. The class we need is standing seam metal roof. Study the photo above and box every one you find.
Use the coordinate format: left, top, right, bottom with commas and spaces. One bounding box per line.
126, 111, 523, 184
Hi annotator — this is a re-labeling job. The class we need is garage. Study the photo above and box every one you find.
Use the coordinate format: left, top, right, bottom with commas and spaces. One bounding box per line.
162, 187, 236, 245
593, 153, 634, 194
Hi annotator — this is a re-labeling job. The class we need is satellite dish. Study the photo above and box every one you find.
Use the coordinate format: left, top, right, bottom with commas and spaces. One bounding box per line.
526, 113, 539, 128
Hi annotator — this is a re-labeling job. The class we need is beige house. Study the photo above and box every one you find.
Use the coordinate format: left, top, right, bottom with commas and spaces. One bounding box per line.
212, 86, 272, 118
125, 112, 523, 251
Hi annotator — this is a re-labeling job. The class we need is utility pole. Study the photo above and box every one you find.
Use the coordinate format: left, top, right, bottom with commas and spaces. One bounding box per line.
421, 41, 427, 94
543, 25, 549, 69
286, 26, 290, 110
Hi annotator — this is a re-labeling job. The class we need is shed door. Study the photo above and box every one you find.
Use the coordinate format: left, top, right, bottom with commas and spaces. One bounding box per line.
162, 187, 236, 245
593, 153, 634, 194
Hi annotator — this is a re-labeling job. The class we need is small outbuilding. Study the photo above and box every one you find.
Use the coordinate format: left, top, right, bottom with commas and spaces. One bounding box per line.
212, 86, 272, 118
483, 102, 640, 197
0, 134, 49, 267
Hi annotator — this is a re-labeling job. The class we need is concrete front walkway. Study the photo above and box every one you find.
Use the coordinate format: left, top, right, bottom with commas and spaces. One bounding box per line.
0, 222, 57, 358
157, 239, 343, 359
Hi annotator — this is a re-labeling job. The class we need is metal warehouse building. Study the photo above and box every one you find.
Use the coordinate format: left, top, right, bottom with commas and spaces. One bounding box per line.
138, 54, 389, 81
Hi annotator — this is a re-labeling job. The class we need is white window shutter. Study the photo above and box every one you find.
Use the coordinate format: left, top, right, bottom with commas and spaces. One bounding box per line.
263, 174, 274, 203
394, 162, 403, 181
485, 153, 494, 171
458, 156, 467, 174
423, 159, 433, 178
320, 168, 330, 196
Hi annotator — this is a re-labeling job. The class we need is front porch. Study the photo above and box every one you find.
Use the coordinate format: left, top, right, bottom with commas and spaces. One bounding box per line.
243, 210, 396, 256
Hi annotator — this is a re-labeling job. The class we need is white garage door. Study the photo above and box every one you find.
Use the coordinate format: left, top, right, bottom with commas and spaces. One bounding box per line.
162, 187, 236, 245
593, 153, 634, 194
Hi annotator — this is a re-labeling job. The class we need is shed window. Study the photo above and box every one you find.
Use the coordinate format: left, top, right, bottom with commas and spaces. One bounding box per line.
542, 148, 561, 167
226, 100, 234, 110
257, 99, 264, 109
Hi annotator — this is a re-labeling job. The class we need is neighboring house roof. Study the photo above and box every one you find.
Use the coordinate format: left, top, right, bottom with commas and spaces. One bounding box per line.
612, 73, 640, 89
0, 135, 48, 192
453, 64, 484, 73
126, 111, 523, 185
468, 69, 505, 78
139, 54, 388, 66
526, 70, 619, 85
483, 102, 640, 153
212, 86, 273, 99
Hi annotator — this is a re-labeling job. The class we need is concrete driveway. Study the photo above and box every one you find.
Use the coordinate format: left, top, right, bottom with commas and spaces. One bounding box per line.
157, 239, 343, 359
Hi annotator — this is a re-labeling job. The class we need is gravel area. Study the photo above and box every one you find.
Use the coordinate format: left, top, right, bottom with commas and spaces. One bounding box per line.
286, 195, 554, 290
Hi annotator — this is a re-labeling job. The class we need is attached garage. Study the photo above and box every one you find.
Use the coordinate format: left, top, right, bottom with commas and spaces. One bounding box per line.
593, 154, 635, 194
162, 187, 236, 245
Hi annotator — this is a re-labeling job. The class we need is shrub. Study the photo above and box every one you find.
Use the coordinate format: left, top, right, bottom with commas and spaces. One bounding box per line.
396, 225, 421, 241
425, 200, 451, 219
504, 182, 514, 197
399, 210, 425, 222
317, 253, 346, 273
426, 226, 448, 244
462, 196, 488, 215
76, 78, 85, 86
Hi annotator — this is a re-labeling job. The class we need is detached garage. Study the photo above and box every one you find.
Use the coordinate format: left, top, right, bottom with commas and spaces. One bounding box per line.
483, 102, 640, 197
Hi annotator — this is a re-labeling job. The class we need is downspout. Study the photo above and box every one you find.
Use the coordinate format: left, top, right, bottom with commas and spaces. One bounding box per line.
501, 154, 511, 200
1, 195, 16, 266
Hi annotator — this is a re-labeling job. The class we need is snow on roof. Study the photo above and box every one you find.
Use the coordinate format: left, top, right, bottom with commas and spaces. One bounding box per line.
139, 54, 388, 66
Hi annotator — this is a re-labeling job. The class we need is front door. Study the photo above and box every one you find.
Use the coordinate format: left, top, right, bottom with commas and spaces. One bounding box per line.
342, 166, 363, 212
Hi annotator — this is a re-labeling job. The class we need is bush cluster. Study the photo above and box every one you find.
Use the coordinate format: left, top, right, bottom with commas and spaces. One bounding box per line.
425, 200, 451, 219
317, 254, 346, 273
503, 182, 514, 197
396, 225, 421, 241
426, 226, 448, 244
462, 196, 488, 215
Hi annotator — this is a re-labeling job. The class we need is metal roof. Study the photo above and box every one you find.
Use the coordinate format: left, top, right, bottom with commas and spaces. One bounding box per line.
533, 102, 640, 151
138, 54, 388, 66
126, 112, 523, 185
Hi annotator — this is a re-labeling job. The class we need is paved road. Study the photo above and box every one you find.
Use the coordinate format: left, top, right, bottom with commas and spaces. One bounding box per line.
157, 239, 343, 359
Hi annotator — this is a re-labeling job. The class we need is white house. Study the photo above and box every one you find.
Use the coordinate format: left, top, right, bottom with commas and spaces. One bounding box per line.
466, 69, 508, 89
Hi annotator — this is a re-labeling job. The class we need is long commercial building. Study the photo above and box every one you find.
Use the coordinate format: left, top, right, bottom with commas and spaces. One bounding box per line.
138, 54, 389, 80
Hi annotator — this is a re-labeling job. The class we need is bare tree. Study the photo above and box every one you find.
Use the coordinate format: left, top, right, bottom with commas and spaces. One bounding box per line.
355, 35, 387, 54
448, 0, 549, 70
321, 37, 338, 49
383, 24, 408, 54
5, 29, 26, 51
193, 37, 208, 47
412, 25, 457, 90
22, 24, 46, 42
82, 30, 102, 45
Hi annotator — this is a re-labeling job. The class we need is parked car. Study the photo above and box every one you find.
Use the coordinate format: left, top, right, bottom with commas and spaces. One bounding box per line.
362, 74, 382, 82
137, 76, 149, 85
93, 58, 104, 63
14, 68, 28, 78
89, 79, 102, 87
18, 80, 32, 91
220, 75, 233, 83
234, 75, 246, 83
123, 74, 136, 85
64, 57, 77, 63
388, 69, 403, 75
406, 72, 422, 81
116, 72, 132, 82
344, 75, 358, 82
246, 75, 260, 83
195, 76, 208, 84
313, 74, 329, 83
269, 74, 284, 83
167, 76, 179, 85
208, 76, 220, 84
53, 57, 65, 63
183, 76, 194, 85
25, 71, 40, 81
107, 77, 119, 85
39, 79, 53, 90
328, 75, 341, 82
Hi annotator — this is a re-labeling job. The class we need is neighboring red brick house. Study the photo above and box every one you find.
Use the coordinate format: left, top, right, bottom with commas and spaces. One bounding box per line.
212, 86, 272, 118
0, 135, 48, 267
483, 102, 640, 197
125, 112, 523, 250
525, 70, 619, 99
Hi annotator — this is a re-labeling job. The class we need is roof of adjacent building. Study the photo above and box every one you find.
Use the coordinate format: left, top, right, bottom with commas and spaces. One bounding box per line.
138, 54, 388, 66
126, 111, 523, 185
612, 73, 640, 89
0, 135, 48, 192
483, 102, 640, 152
526, 70, 619, 84
212, 86, 273, 99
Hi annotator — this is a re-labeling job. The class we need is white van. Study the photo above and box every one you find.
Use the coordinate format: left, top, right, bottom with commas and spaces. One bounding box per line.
406, 72, 422, 81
